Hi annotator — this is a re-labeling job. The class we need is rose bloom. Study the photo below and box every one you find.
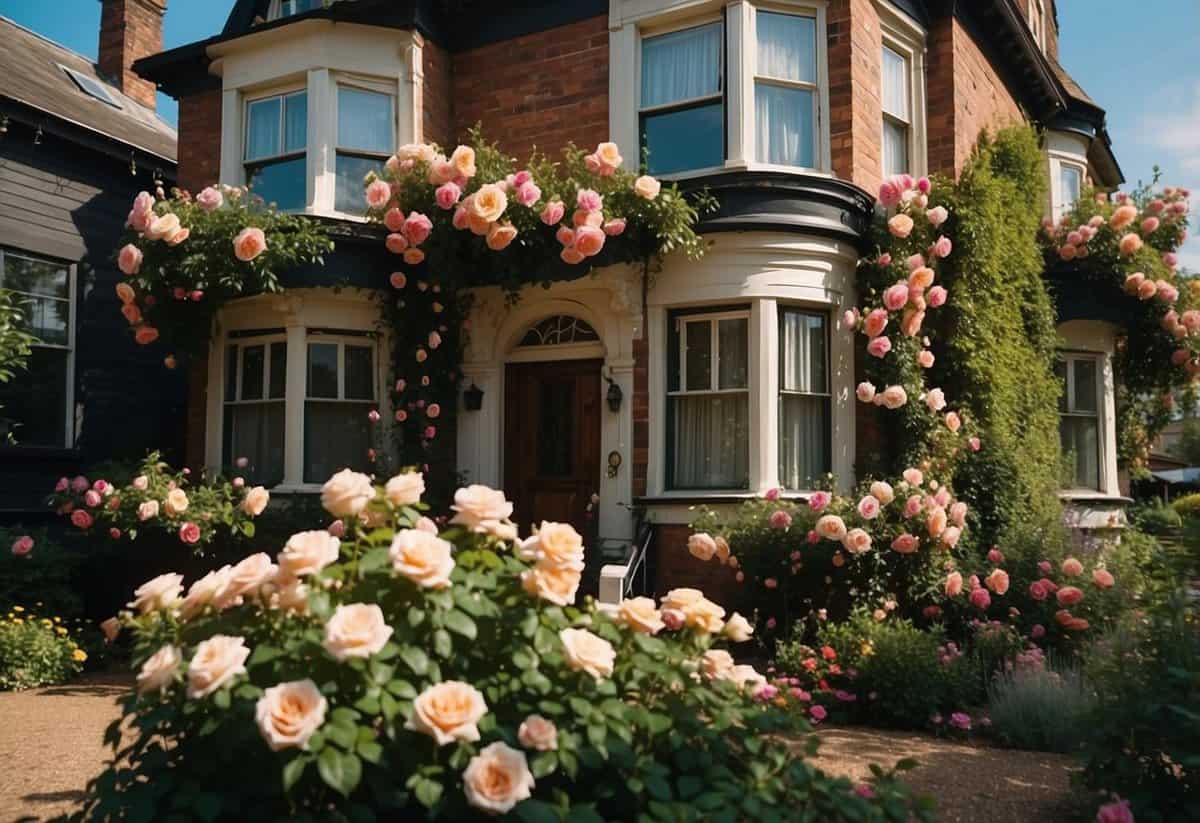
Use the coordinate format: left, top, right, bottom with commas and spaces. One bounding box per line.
574, 225, 605, 257
688, 532, 718, 561
880, 385, 908, 409
11, 534, 34, 556
540, 200, 565, 225
1056, 585, 1084, 607
864, 308, 889, 338
450, 484, 514, 533
389, 529, 455, 589
714, 535, 731, 563
843, 528, 872, 554
617, 596, 665, 634
918, 349, 935, 368
559, 627, 616, 679
949, 501, 968, 527
945, 571, 963, 597
137, 500, 159, 521
1095, 799, 1134, 823
1119, 232, 1144, 256
520, 522, 585, 567
924, 388, 947, 412
195, 186, 223, 212
233, 227, 267, 262
521, 562, 583, 606
117, 244, 143, 276
179, 566, 234, 620
145, 212, 181, 241
891, 533, 919, 554
463, 741, 535, 815
136, 644, 182, 695
985, 568, 1010, 595
867, 335, 893, 359
403, 247, 426, 265
661, 587, 703, 611
723, 612, 754, 642
323, 603, 394, 661
1062, 557, 1084, 577
1109, 204, 1137, 229
129, 572, 183, 613
866, 481, 893, 505
187, 634, 250, 699
815, 514, 848, 542
769, 510, 793, 530
945, 411, 962, 433
365, 179, 392, 210
178, 521, 201, 544
856, 381, 877, 403
224, 553, 277, 604
857, 495, 881, 520
385, 471, 425, 507
1092, 568, 1115, 589
927, 205, 948, 226
255, 679, 327, 751
385, 208, 406, 234
927, 507, 948, 537
450, 145, 477, 178
134, 325, 159, 346
884, 281, 910, 311
470, 183, 508, 223
1028, 580, 1048, 601
969, 587, 991, 610
278, 530, 341, 578
403, 211, 434, 246
633, 175, 662, 200
681, 596, 726, 634
888, 213, 914, 238
901, 308, 925, 337
320, 468, 375, 518
242, 485, 270, 516
701, 649, 736, 680
163, 487, 189, 516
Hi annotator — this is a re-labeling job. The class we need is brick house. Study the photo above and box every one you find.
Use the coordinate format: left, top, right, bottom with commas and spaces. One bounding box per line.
129, 0, 1124, 597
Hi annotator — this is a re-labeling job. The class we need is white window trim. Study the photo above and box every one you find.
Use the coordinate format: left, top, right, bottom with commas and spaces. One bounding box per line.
1049, 155, 1086, 223
1029, 0, 1046, 51
877, 0, 927, 179
243, 87, 308, 211
329, 75, 398, 219
777, 304, 832, 490
1057, 350, 1106, 495
268, 0, 320, 21
206, 290, 387, 492
0, 248, 76, 449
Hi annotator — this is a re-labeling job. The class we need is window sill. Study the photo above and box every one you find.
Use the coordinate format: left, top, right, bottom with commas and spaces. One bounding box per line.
270, 483, 324, 495
659, 161, 835, 183
1057, 491, 1131, 505
637, 490, 825, 506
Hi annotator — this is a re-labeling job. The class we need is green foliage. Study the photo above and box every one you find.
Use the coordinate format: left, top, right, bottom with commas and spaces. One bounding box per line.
0, 527, 83, 618
0, 287, 37, 443
1130, 498, 1183, 534
1172, 492, 1200, 519
1168, 418, 1200, 466
1079, 590, 1200, 821
987, 662, 1093, 753
0, 604, 86, 690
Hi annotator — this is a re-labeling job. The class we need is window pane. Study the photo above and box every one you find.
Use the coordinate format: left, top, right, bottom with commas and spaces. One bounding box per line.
881, 46, 909, 120
3, 254, 68, 299
246, 156, 307, 211
338, 87, 393, 153
1054, 359, 1068, 413
345, 345, 374, 400
241, 344, 265, 401
246, 96, 281, 161
305, 402, 371, 483
335, 153, 386, 214
307, 343, 339, 398
1060, 165, 1081, 210
755, 83, 814, 167
780, 311, 827, 393
642, 103, 724, 175
671, 394, 749, 489
10, 294, 69, 346
280, 0, 321, 16
284, 92, 308, 153
223, 402, 285, 487
718, 318, 748, 389
225, 344, 238, 401
1072, 359, 1098, 413
0, 346, 67, 446
757, 11, 815, 84
269, 342, 287, 399
684, 321, 712, 391
780, 395, 830, 489
1061, 416, 1099, 490
883, 118, 909, 178
641, 22, 722, 107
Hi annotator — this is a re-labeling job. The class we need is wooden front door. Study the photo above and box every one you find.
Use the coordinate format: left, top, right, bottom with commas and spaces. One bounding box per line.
504, 359, 603, 536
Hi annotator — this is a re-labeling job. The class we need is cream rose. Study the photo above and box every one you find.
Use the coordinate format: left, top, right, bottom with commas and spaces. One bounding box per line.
687, 532, 718, 562
633, 175, 661, 200
469, 184, 508, 223
255, 679, 327, 751
682, 596, 726, 635
129, 572, 183, 613
815, 514, 848, 542
520, 522, 584, 567
406, 680, 488, 745
320, 469, 375, 518
389, 529, 455, 589
136, 644, 182, 695
517, 715, 558, 751
700, 648, 735, 680
179, 565, 233, 620
278, 530, 341, 578
186, 635, 250, 699
660, 587, 703, 611
145, 212, 181, 241
595, 142, 623, 170
723, 612, 754, 643
385, 471, 425, 507
559, 628, 616, 680
450, 484, 514, 533
617, 596, 665, 635
137, 500, 159, 521
163, 488, 189, 516
242, 486, 270, 516
869, 481, 895, 505
462, 742, 535, 815
323, 603, 394, 661
268, 574, 310, 614
450, 145, 477, 178
221, 552, 277, 605
521, 563, 582, 606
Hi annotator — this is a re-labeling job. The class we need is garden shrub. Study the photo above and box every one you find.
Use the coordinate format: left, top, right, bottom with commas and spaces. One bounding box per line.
1129, 498, 1182, 534
987, 662, 1093, 753
74, 470, 933, 821
1171, 491, 1200, 520
1, 527, 83, 618
0, 604, 87, 690
1079, 589, 1200, 821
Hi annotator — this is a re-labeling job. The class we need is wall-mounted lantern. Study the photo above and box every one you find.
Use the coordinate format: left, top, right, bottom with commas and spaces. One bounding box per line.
604, 374, 623, 413
463, 383, 484, 411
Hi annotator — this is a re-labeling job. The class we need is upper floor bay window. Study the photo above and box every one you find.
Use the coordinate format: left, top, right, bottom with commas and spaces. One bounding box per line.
272, 0, 323, 19
1056, 354, 1101, 491
755, 10, 818, 168
1051, 160, 1084, 221
0, 249, 74, 448
640, 21, 725, 176
1029, 0, 1046, 51
335, 85, 396, 214
245, 90, 307, 211
779, 308, 830, 488
881, 45, 911, 177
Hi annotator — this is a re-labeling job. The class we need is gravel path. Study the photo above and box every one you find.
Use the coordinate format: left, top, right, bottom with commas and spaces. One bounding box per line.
1, 679, 1081, 822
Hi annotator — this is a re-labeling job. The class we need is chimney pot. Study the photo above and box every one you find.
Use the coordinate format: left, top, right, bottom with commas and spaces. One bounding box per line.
97, 0, 167, 111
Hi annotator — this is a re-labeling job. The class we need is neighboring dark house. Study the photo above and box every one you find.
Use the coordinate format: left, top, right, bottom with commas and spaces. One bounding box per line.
0, 7, 180, 518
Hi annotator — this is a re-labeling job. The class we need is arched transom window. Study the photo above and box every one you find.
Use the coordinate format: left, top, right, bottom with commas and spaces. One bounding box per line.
518, 315, 600, 348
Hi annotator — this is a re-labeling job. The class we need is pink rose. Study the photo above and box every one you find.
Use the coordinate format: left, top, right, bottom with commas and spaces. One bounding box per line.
867, 336, 892, 358
843, 308, 859, 330
809, 704, 827, 723
179, 522, 201, 544
903, 495, 923, 518
925, 389, 946, 412
435, 182, 462, 210
987, 547, 1003, 564
1029, 581, 1048, 601
84, 490, 102, 508
932, 235, 952, 258
945, 411, 962, 433
878, 176, 905, 207
574, 225, 605, 257
880, 385, 908, 409
1092, 568, 1115, 589
856, 382, 876, 403
365, 179, 392, 210
540, 200, 565, 226
769, 510, 793, 530
857, 495, 880, 520
515, 181, 542, 207
808, 491, 831, 512
403, 212, 433, 246
985, 569, 1009, 595
969, 436, 981, 451
890, 533, 919, 554
195, 186, 223, 212
386, 234, 409, 254
403, 248, 425, 265
1095, 799, 1134, 823
576, 189, 602, 213
764, 487, 781, 501
11, 535, 33, 556
71, 509, 94, 530
389, 272, 408, 289
561, 247, 585, 265
1030, 623, 1046, 639
918, 350, 935, 368
233, 227, 267, 262
1062, 557, 1084, 577
884, 282, 910, 311
603, 218, 626, 237
1056, 586, 1084, 606
878, 253, 892, 267
901, 309, 925, 337
969, 588, 991, 610
384, 208, 406, 233
864, 308, 889, 338
926, 206, 948, 227
927, 285, 948, 308
118, 244, 143, 276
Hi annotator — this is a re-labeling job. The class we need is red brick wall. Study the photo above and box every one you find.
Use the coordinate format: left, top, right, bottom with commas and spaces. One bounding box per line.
653, 524, 745, 607
176, 89, 222, 195
451, 16, 609, 161
422, 36, 454, 148
98, 0, 165, 110
827, 0, 884, 195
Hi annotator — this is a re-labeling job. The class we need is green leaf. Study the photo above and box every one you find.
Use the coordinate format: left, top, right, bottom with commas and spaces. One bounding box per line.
212, 689, 230, 710
241, 521, 255, 538
413, 776, 443, 808
645, 775, 672, 801
529, 751, 557, 778
357, 741, 383, 765
400, 646, 429, 676
353, 695, 381, 715
324, 722, 356, 750
514, 799, 560, 823
282, 756, 309, 792
444, 609, 477, 639
317, 748, 362, 797
433, 629, 453, 658
386, 679, 417, 699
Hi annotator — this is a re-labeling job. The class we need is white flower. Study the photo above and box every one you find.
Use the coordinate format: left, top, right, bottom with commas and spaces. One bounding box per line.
518, 715, 558, 751
389, 529, 455, 589
406, 681, 488, 745
559, 628, 616, 680
323, 603, 393, 661
128, 572, 183, 614
242, 486, 270, 516
723, 612, 754, 643
187, 635, 250, 699
136, 644, 181, 695
384, 471, 425, 507
462, 741, 535, 815
320, 469, 375, 518
278, 530, 341, 578
255, 679, 327, 751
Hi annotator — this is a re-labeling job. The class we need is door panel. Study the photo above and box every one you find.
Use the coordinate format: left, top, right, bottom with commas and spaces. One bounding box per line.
504, 359, 603, 538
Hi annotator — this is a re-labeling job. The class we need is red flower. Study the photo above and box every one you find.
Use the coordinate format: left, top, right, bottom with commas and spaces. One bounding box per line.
178, 522, 201, 544
821, 645, 837, 661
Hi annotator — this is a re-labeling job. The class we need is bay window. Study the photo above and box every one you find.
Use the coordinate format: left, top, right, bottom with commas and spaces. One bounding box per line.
0, 249, 74, 448
244, 90, 307, 211
334, 85, 396, 214
223, 334, 287, 487
667, 309, 750, 489
639, 21, 725, 176
1056, 354, 1101, 491
1052, 160, 1084, 221
304, 335, 375, 482
778, 308, 830, 489
754, 9, 818, 168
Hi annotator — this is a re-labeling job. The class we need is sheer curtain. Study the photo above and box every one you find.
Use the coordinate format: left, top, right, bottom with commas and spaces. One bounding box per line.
246, 98, 281, 160
757, 12, 815, 83
673, 395, 749, 488
881, 46, 909, 176
1061, 418, 1099, 490
779, 311, 829, 489
641, 23, 721, 107
336, 87, 393, 213
755, 12, 816, 167
225, 404, 285, 486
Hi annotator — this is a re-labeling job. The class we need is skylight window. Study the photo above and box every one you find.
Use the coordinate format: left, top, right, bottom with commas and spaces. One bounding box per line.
61, 65, 121, 109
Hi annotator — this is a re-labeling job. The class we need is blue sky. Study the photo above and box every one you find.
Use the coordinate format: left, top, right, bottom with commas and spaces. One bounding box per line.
2, 0, 1197, 263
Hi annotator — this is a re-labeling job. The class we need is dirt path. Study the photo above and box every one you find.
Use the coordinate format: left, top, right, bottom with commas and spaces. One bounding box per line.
0, 679, 1082, 822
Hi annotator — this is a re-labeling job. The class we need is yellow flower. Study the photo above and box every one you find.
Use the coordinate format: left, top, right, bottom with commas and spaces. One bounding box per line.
860, 641, 875, 658
12, 617, 23, 625
53, 616, 62, 623
42, 619, 53, 626
73, 649, 88, 663
13, 605, 24, 612
56, 627, 67, 636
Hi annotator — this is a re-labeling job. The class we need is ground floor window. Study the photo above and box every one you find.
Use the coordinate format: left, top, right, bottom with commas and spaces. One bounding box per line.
778, 307, 830, 489
1056, 353, 1102, 491
0, 248, 74, 448
304, 335, 375, 483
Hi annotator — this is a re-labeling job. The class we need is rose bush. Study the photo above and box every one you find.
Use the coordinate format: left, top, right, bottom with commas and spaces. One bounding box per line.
0, 604, 87, 690
75, 469, 933, 821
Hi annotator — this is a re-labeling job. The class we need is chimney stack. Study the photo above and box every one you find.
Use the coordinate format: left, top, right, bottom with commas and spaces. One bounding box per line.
98, 0, 167, 110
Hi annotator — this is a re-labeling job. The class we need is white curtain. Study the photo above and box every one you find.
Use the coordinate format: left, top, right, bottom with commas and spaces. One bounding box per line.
246, 97, 281, 161
883, 119, 909, 177
1061, 417, 1100, 490
641, 22, 722, 107
757, 11, 815, 82
1060, 165, 1082, 209
779, 311, 829, 488
225, 403, 285, 486
756, 84, 814, 166
881, 46, 909, 120
338, 87, 393, 152
673, 394, 749, 488
284, 93, 307, 153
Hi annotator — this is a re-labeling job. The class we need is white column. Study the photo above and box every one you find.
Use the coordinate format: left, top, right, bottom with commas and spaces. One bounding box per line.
830, 296, 856, 494
400, 36, 423, 146
726, 1, 753, 167
601, 357, 636, 542
756, 299, 779, 491
283, 320, 307, 486
646, 307, 666, 495
457, 365, 501, 488
307, 68, 334, 213
608, 23, 638, 169
219, 88, 243, 186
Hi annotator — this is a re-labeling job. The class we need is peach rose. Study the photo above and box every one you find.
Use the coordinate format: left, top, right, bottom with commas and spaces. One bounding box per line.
864, 308, 889, 338
242, 485, 269, 516
450, 484, 514, 533
365, 179, 392, 210
470, 183, 508, 224
870, 481, 895, 504
407, 680, 488, 745
137, 500, 159, 521
145, 213, 181, 241
323, 603, 393, 661
688, 532, 718, 561
723, 612, 754, 643
661, 587, 703, 611
278, 530, 341, 578
714, 535, 731, 564
682, 596, 726, 634
320, 469, 375, 518
540, 200, 565, 225
595, 141, 623, 171
1119, 233, 1143, 257
233, 227, 267, 262
1056, 585, 1084, 607
463, 742, 535, 815
121, 304, 142, 325
559, 627, 616, 680
880, 385, 908, 409
856, 381, 876, 403
890, 533, 919, 554
945, 571, 963, 597
118, 244, 143, 276
486, 221, 518, 251
267, 575, 310, 614
843, 528, 872, 554
617, 596, 665, 634
1109, 204, 1137, 229
927, 507, 947, 537
986, 568, 1010, 595
700, 649, 735, 680
520, 562, 582, 606
115, 282, 136, 304
186, 635, 250, 698
385, 471, 425, 507
633, 175, 661, 200
888, 213, 914, 238
223, 552, 277, 604
518, 715, 558, 751
179, 565, 234, 620
574, 225, 605, 257
1092, 568, 1115, 589
129, 572, 183, 613
255, 679, 327, 751
815, 515, 848, 542
136, 644, 182, 695
164, 488, 189, 516
389, 529, 455, 589
450, 145, 477, 179
134, 326, 159, 345
100, 616, 120, 643
520, 522, 585, 567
